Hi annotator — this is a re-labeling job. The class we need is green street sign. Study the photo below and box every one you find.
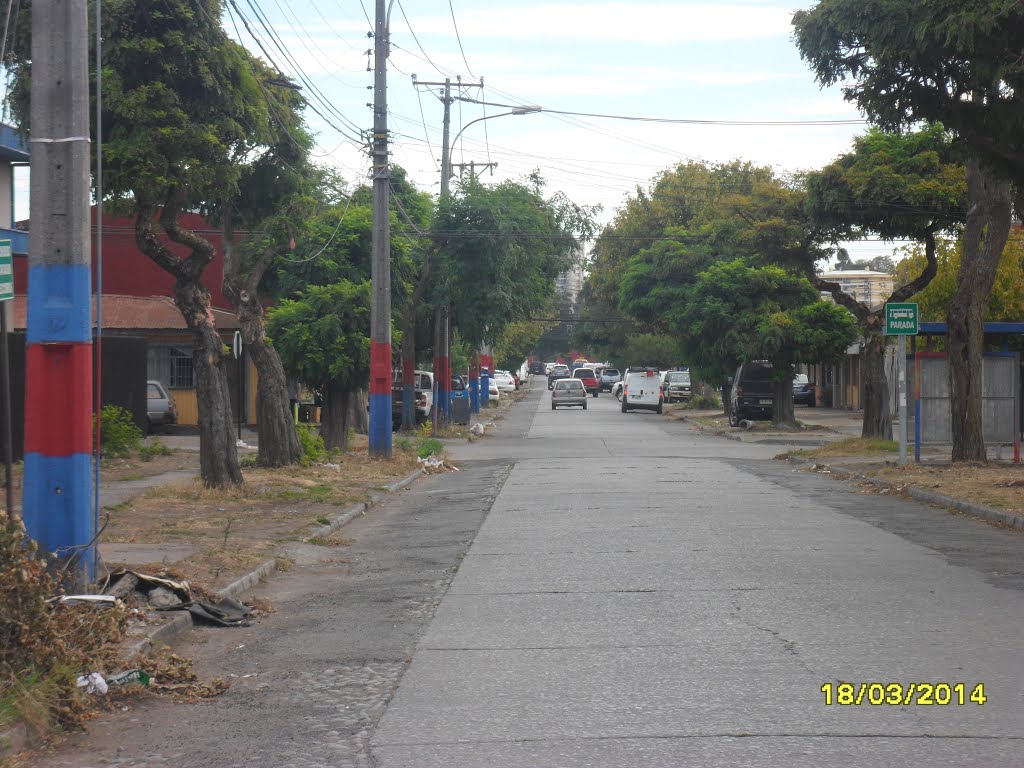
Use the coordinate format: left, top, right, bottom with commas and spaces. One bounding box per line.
885, 302, 918, 335
0, 240, 11, 303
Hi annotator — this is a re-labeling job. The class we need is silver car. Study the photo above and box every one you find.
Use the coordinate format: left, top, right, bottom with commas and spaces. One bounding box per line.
551, 378, 588, 410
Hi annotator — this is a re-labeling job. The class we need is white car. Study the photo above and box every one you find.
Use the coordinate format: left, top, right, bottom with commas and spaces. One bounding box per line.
492, 370, 517, 393
486, 377, 500, 401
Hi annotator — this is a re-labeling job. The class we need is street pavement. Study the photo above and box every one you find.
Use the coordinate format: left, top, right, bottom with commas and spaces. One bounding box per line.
24, 380, 1024, 768
370, 383, 1024, 766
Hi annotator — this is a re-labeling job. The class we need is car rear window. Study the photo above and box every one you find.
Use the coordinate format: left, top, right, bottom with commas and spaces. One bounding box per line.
744, 365, 773, 380
556, 379, 583, 390
603, 369, 619, 376
147, 383, 162, 398
666, 372, 690, 383
573, 369, 595, 378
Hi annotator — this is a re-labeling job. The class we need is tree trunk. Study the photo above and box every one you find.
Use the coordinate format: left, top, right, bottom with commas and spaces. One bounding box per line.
222, 226, 302, 469
321, 386, 351, 452
771, 376, 797, 428
809, 229, 938, 443
859, 327, 892, 440
349, 389, 369, 434
178, 280, 244, 488
400, 325, 417, 431
948, 159, 1012, 462
248, 328, 303, 467
135, 195, 241, 488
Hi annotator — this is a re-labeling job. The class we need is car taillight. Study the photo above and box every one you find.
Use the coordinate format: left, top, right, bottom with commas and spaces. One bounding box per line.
736, 385, 743, 398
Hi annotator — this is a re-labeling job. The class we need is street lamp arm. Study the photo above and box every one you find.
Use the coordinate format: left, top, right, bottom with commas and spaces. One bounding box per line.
449, 107, 542, 155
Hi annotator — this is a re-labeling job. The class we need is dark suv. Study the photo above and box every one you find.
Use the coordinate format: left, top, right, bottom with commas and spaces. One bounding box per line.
726, 361, 774, 426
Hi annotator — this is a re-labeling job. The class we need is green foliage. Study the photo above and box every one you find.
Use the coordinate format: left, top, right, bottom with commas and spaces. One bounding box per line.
682, 392, 722, 409
266, 280, 372, 395
894, 237, 1024, 322
416, 437, 444, 459
138, 439, 172, 462
793, 0, 1024, 183
296, 424, 328, 467
98, 405, 143, 459
805, 125, 966, 243
621, 333, 683, 369
437, 175, 597, 350
494, 321, 546, 372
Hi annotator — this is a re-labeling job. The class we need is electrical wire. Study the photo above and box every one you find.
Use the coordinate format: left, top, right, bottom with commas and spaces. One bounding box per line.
447, 0, 475, 79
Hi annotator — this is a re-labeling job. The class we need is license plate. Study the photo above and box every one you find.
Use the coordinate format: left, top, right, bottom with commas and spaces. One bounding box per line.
759, 399, 772, 405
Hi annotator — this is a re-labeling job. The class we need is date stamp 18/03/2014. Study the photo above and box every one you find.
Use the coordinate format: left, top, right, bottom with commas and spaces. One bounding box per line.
821, 682, 987, 706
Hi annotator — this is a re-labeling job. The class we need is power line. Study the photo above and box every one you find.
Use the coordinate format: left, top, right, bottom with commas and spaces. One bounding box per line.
446, 0, 475, 79
454, 96, 868, 128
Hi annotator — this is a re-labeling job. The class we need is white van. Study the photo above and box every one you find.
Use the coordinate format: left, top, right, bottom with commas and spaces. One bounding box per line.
621, 368, 663, 414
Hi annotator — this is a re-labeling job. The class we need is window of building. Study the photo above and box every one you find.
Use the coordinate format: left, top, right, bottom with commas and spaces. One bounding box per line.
169, 347, 195, 389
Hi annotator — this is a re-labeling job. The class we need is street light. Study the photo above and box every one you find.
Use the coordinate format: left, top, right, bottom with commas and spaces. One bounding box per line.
440, 105, 542, 416
446, 107, 543, 186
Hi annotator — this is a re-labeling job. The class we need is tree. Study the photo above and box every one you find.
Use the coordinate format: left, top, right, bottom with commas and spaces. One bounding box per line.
216, 64, 314, 469
265, 281, 372, 451
7, 0, 296, 486
895, 237, 1024, 323
794, 0, 1021, 459
679, 260, 857, 426
620, 333, 683, 371
804, 126, 966, 438
438, 174, 595, 353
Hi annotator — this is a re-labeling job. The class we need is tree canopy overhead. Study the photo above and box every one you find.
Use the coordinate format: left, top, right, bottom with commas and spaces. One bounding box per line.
793, 0, 1024, 181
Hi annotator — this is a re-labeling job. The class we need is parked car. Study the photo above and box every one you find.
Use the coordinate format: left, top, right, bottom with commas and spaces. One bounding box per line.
727, 360, 774, 426
493, 370, 517, 393
572, 367, 600, 397
793, 373, 816, 407
662, 370, 693, 403
547, 364, 571, 389
551, 378, 588, 410
486, 377, 500, 401
599, 367, 621, 392
146, 380, 177, 433
620, 368, 663, 414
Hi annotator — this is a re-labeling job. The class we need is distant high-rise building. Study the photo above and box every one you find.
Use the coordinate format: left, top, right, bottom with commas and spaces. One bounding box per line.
818, 269, 894, 311
555, 240, 586, 304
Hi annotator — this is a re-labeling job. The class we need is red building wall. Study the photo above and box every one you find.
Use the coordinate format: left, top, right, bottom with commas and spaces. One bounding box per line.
13, 207, 232, 309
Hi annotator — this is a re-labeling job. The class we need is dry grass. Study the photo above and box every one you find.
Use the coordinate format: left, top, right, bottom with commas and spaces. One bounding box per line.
871, 462, 1024, 517
98, 434, 425, 592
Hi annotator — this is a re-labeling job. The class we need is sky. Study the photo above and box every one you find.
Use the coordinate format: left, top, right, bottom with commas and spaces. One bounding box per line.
16, 0, 898, 262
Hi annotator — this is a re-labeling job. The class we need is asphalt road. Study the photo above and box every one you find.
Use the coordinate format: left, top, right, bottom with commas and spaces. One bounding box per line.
27, 381, 1024, 767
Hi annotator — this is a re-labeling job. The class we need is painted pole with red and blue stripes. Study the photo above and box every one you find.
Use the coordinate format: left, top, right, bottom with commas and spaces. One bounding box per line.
480, 350, 492, 406
469, 352, 480, 413
23, 0, 96, 584
368, 0, 392, 457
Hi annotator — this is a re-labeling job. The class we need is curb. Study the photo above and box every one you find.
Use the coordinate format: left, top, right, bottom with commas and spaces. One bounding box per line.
122, 466, 426, 658
790, 457, 1024, 531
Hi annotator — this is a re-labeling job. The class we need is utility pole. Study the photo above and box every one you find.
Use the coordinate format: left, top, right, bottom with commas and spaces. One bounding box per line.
368, 0, 392, 458
452, 161, 497, 181
413, 77, 485, 427
23, 0, 95, 587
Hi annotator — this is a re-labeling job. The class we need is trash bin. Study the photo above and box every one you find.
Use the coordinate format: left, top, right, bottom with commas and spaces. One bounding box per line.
451, 392, 471, 424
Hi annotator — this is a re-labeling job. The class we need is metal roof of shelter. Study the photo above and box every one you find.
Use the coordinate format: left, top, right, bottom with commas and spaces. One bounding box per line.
0, 124, 29, 162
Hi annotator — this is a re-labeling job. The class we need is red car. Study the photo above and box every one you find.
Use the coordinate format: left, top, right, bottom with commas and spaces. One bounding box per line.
572, 367, 600, 397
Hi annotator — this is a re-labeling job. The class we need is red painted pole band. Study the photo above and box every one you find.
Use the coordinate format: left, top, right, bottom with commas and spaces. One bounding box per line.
369, 340, 392, 396
402, 357, 414, 386
25, 343, 93, 456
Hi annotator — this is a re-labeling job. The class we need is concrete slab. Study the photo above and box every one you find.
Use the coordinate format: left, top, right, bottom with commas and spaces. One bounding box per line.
98, 542, 201, 565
